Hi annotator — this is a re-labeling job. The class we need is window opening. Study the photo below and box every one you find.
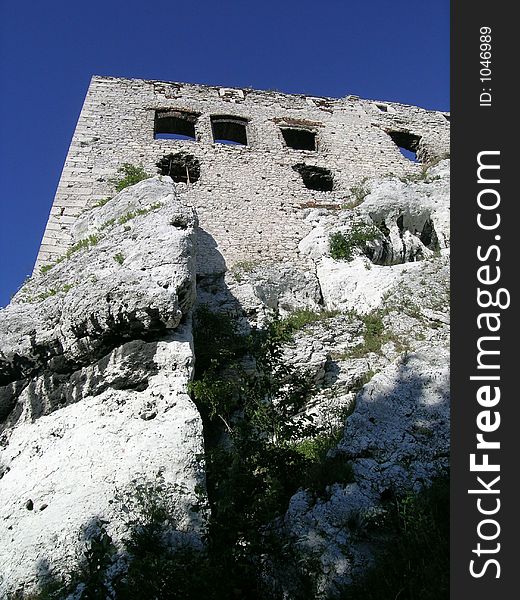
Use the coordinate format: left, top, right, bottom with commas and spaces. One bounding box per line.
387, 131, 422, 162
154, 110, 198, 141
292, 163, 333, 191
280, 128, 317, 151
211, 116, 248, 145
156, 153, 200, 184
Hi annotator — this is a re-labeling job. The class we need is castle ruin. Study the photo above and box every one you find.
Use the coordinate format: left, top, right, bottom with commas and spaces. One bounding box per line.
36, 76, 449, 271
1, 76, 451, 596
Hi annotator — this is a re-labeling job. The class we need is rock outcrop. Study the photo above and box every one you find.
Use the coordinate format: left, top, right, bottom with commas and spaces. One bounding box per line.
0, 178, 204, 595
0, 162, 449, 598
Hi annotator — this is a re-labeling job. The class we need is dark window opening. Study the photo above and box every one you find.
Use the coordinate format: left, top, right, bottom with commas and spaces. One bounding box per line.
387, 130, 422, 162
154, 110, 198, 141
281, 128, 317, 151
292, 163, 333, 192
156, 153, 200, 184
211, 116, 248, 145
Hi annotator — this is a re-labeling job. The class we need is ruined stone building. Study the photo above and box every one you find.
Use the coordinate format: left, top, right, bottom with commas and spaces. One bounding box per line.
1, 76, 451, 595
36, 76, 449, 271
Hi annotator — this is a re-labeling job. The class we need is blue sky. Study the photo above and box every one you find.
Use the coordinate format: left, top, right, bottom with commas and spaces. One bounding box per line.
0, 0, 449, 307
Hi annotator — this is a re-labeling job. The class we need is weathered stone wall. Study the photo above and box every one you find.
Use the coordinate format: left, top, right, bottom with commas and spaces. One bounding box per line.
35, 76, 449, 271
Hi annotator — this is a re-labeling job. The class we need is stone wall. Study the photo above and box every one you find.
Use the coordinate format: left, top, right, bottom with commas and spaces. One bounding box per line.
35, 76, 450, 271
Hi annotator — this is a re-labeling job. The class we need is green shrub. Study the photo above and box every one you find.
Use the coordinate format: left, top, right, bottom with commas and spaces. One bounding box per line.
307, 454, 355, 493
111, 163, 150, 192
361, 311, 385, 351
295, 431, 340, 463
191, 305, 249, 375
329, 223, 380, 261
188, 306, 333, 593
40, 264, 54, 275
345, 309, 407, 357
79, 522, 115, 600
295, 433, 354, 494
113, 252, 125, 265
342, 476, 449, 600
282, 309, 338, 333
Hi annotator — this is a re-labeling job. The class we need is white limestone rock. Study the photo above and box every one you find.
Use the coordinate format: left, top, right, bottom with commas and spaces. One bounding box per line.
341, 344, 449, 494
299, 160, 450, 314
226, 264, 322, 321
0, 327, 204, 595
72, 176, 183, 240
283, 344, 449, 594
317, 251, 449, 314
0, 179, 205, 596
1, 178, 197, 385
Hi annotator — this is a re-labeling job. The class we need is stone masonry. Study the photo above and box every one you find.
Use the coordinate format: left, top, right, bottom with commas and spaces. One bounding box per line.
35, 76, 450, 272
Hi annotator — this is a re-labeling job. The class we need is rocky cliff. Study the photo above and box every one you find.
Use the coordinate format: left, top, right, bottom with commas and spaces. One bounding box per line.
0, 161, 449, 599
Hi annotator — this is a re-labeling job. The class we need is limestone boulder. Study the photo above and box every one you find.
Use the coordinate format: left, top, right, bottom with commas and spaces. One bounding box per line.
0, 178, 204, 596
299, 160, 450, 314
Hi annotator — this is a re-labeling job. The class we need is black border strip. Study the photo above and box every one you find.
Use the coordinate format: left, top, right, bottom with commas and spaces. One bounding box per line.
452, 2, 516, 597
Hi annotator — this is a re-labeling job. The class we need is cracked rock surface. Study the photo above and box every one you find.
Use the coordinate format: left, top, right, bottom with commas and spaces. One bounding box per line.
0, 178, 204, 594
0, 161, 450, 597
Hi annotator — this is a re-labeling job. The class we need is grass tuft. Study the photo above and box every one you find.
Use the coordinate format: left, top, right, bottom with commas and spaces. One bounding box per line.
110, 163, 150, 192
329, 223, 380, 261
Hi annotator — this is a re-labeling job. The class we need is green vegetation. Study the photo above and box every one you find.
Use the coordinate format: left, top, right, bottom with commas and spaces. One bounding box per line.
231, 260, 258, 282
354, 310, 385, 354
38, 236, 100, 275
280, 309, 338, 333
343, 476, 449, 600
329, 223, 380, 261
117, 202, 162, 225
351, 368, 376, 392
17, 474, 448, 600
399, 154, 449, 185
37, 203, 161, 276
399, 167, 429, 184
99, 218, 116, 231
338, 309, 408, 358
232, 259, 257, 272
113, 252, 125, 265
110, 163, 150, 192
93, 196, 112, 208
34, 283, 74, 302
186, 306, 352, 596
293, 429, 354, 495
9, 519, 115, 600
64, 235, 100, 259
342, 181, 370, 209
